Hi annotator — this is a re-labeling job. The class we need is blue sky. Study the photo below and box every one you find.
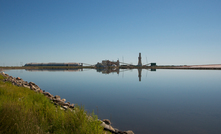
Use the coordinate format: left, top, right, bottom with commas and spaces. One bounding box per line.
1, 0, 221, 66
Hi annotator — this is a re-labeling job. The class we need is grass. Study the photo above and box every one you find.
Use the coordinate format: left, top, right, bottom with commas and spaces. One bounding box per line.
0, 74, 106, 134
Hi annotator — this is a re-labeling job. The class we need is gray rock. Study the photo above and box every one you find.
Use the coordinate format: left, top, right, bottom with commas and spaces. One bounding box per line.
61, 98, 66, 102
43, 92, 53, 97
53, 98, 62, 103
124, 130, 134, 134
101, 122, 115, 132
54, 95, 60, 99
69, 104, 74, 109
62, 103, 70, 107
62, 106, 68, 110
103, 119, 111, 125
30, 85, 36, 90
29, 82, 35, 86
16, 77, 21, 80
23, 85, 30, 89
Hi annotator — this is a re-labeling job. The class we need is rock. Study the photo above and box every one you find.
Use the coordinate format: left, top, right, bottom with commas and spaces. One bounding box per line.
30, 85, 36, 90
43, 92, 53, 97
57, 101, 65, 106
101, 122, 115, 132
39, 89, 43, 93
23, 85, 30, 89
54, 95, 60, 99
29, 82, 35, 86
124, 130, 134, 134
16, 77, 21, 80
53, 98, 61, 103
61, 102, 70, 107
103, 119, 111, 125
69, 104, 74, 109
62, 106, 68, 110
2, 72, 5, 75
61, 98, 66, 102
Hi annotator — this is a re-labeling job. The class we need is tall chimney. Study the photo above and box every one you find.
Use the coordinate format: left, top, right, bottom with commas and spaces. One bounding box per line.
138, 53, 142, 66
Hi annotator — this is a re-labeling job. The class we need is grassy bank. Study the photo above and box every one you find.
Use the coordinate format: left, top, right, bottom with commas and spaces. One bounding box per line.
0, 74, 105, 134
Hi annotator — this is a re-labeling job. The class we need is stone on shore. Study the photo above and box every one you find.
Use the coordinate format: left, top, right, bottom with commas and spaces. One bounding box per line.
61, 98, 66, 102
43, 92, 53, 97
69, 104, 74, 108
16, 77, 21, 80
102, 119, 111, 125
101, 122, 115, 132
124, 130, 134, 134
54, 95, 61, 99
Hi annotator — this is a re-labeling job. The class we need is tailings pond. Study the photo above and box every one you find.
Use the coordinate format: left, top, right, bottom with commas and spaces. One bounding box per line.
3, 69, 221, 134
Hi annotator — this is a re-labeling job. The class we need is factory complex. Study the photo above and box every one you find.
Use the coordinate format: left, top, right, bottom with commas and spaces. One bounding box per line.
24, 53, 156, 68
25, 62, 82, 66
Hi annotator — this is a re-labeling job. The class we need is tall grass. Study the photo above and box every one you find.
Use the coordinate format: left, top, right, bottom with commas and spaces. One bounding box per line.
0, 75, 105, 134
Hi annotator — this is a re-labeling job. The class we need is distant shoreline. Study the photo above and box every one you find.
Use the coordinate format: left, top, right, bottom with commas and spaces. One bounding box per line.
1, 64, 221, 70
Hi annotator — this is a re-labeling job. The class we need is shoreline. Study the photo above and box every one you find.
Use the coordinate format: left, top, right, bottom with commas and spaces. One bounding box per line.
1, 64, 221, 70
0, 72, 134, 134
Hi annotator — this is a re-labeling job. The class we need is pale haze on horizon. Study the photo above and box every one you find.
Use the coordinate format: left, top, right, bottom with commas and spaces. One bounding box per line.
0, 0, 221, 66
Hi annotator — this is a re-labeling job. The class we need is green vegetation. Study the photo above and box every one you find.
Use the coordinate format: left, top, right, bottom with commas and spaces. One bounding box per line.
0, 75, 105, 134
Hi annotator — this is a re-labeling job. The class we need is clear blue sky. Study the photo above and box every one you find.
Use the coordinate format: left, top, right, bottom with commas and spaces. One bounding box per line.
1, 0, 221, 66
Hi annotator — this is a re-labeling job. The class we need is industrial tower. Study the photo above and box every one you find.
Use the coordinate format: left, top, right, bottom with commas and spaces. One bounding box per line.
138, 53, 142, 66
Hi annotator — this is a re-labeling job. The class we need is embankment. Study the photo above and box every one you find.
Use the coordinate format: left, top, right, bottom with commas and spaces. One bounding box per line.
0, 72, 134, 134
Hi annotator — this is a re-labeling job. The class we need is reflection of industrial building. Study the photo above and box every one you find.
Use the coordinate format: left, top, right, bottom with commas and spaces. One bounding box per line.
25, 69, 82, 72
25, 63, 82, 66
138, 69, 142, 81
96, 68, 119, 74
95, 60, 119, 67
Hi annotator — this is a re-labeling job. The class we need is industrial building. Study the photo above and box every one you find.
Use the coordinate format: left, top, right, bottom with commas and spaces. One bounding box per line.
95, 60, 119, 67
138, 53, 142, 66
24, 63, 82, 66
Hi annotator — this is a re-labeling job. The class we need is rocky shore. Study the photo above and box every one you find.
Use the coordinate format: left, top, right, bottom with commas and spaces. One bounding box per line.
0, 72, 134, 134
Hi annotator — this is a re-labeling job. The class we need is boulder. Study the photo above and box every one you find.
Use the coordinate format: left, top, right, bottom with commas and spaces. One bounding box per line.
39, 90, 43, 93
16, 77, 21, 80
54, 95, 61, 99
101, 122, 115, 132
30, 85, 36, 90
124, 130, 134, 134
61, 98, 66, 102
62, 106, 68, 110
103, 119, 111, 125
23, 85, 30, 89
29, 82, 35, 86
43, 92, 53, 97
69, 104, 74, 109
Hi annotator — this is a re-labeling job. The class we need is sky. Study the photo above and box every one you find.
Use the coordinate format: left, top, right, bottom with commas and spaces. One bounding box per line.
0, 0, 221, 66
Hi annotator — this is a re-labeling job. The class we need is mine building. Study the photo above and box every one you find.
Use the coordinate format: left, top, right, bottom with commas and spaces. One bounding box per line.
25, 63, 82, 66
95, 60, 119, 67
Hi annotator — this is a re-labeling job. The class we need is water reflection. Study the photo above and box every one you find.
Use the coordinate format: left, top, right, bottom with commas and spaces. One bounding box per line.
26, 68, 83, 72
96, 68, 157, 81
96, 68, 119, 74
26, 68, 156, 82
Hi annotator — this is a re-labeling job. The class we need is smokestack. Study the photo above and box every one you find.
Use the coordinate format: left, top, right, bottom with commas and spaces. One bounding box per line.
138, 53, 142, 66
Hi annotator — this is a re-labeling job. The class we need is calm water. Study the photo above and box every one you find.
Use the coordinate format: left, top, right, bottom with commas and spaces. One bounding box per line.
3, 69, 221, 134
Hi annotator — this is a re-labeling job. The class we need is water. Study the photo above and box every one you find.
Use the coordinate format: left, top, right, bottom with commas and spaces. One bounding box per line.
3, 69, 221, 134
